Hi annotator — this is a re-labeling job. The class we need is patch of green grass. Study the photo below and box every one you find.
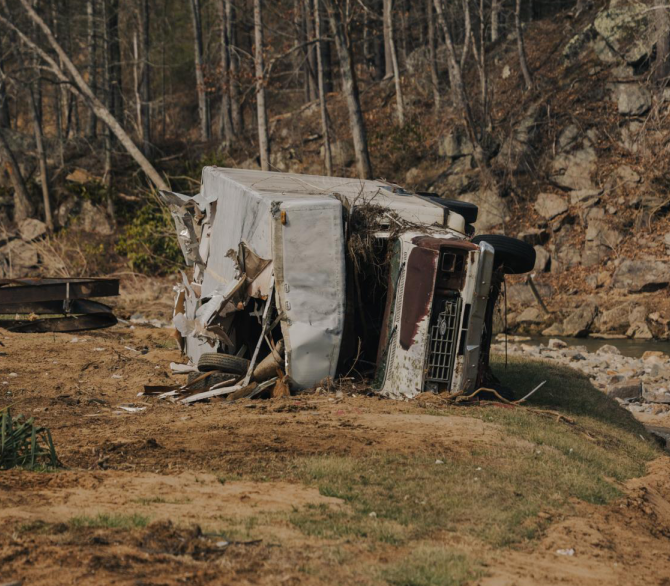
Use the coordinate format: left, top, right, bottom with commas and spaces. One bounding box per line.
382, 546, 481, 586
69, 513, 150, 530
287, 357, 659, 548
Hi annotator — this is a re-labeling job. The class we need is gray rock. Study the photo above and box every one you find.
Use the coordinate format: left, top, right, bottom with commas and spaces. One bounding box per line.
596, 344, 621, 356
613, 84, 652, 116
459, 189, 508, 232
596, 302, 634, 333
642, 389, 670, 404
562, 302, 598, 337
551, 146, 598, 190
498, 101, 545, 173
542, 322, 564, 336
607, 378, 642, 400
507, 281, 553, 306
551, 227, 582, 273
80, 200, 114, 236
627, 321, 654, 340
439, 129, 473, 160
612, 260, 670, 293
620, 121, 644, 153
535, 193, 568, 220
518, 228, 549, 246
516, 307, 545, 324
534, 246, 550, 272
56, 197, 79, 228
664, 233, 670, 250
593, 3, 652, 64
18, 218, 47, 242
548, 338, 568, 349
0, 239, 38, 276
557, 124, 581, 152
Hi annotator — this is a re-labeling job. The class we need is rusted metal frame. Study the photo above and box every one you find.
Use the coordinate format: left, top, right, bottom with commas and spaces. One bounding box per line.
4, 313, 117, 333
0, 278, 119, 305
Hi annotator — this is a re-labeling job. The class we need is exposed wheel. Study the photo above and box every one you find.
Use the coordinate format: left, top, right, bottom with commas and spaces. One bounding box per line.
187, 371, 238, 390
417, 193, 479, 224
197, 352, 250, 374
472, 234, 536, 275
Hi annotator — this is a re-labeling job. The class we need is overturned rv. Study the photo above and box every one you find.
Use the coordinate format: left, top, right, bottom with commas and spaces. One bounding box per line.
162, 168, 535, 399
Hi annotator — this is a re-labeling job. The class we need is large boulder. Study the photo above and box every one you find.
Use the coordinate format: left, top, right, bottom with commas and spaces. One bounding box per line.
612, 260, 670, 293
458, 189, 508, 232
593, 2, 652, 65
613, 84, 652, 116
595, 301, 635, 334
439, 129, 474, 160
534, 193, 568, 220
562, 301, 599, 337
607, 378, 642, 400
0, 239, 38, 277
497, 101, 545, 173
18, 218, 47, 242
80, 200, 114, 236
534, 246, 551, 272
551, 146, 598, 190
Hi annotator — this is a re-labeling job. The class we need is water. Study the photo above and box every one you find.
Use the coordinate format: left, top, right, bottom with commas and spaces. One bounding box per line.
512, 336, 670, 359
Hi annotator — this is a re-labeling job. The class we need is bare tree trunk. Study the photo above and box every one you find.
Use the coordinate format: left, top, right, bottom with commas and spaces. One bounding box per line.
0, 128, 33, 222
86, 0, 97, 138
0, 36, 10, 129
226, 0, 243, 135
515, 0, 533, 90
189, 0, 211, 141
107, 0, 123, 122
382, 0, 393, 78
491, 0, 500, 42
304, 0, 318, 101
324, 0, 373, 179
427, 0, 440, 111
372, 0, 384, 81
140, 0, 151, 156
654, 1, 670, 83
254, 0, 270, 171
387, 0, 405, 125
219, 0, 234, 144
9, 0, 169, 191
433, 0, 493, 186
102, 0, 115, 217
29, 90, 53, 231
314, 0, 332, 175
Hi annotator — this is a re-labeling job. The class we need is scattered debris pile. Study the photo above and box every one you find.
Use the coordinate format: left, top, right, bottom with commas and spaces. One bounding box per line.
0, 277, 119, 332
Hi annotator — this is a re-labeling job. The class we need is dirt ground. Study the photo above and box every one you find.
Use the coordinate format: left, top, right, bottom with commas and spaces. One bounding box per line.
2, 318, 670, 585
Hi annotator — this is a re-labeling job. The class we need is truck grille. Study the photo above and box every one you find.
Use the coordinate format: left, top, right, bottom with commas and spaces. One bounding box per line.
426, 296, 461, 385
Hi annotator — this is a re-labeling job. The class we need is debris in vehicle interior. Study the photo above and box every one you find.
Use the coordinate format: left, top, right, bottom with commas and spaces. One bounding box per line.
162, 168, 536, 400
0, 278, 120, 333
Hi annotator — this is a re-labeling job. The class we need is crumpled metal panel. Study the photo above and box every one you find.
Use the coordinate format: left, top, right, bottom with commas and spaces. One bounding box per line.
273, 198, 345, 388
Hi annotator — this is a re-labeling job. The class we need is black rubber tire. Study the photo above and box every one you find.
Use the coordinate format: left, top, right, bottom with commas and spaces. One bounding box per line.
197, 352, 250, 374
417, 193, 479, 224
187, 371, 238, 390
472, 234, 536, 275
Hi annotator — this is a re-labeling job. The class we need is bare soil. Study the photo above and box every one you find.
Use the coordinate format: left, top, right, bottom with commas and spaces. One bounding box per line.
2, 320, 670, 585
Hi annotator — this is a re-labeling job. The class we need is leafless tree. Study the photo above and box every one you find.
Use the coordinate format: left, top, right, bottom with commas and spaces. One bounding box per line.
219, 0, 234, 145
0, 128, 33, 222
254, 0, 270, 171
491, 0, 500, 42
426, 0, 440, 111
433, 0, 494, 186
314, 0, 332, 175
387, 0, 405, 125
86, 0, 97, 138
323, 0, 373, 179
515, 0, 533, 90
29, 90, 53, 230
654, 0, 670, 83
1, 0, 169, 191
189, 0, 211, 141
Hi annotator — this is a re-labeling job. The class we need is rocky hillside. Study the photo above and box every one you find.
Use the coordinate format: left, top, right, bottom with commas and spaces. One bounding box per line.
1, 1, 668, 341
